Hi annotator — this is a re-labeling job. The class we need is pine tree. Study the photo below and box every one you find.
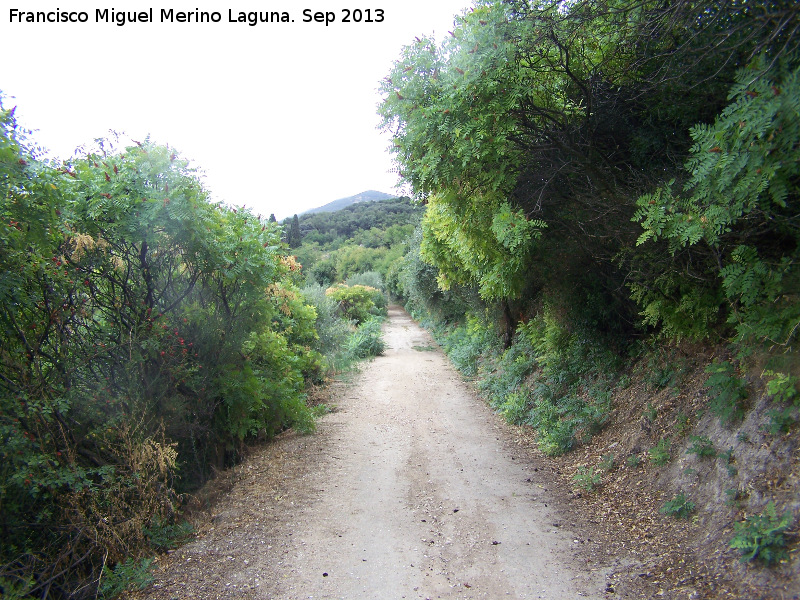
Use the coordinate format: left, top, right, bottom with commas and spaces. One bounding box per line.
289, 214, 302, 248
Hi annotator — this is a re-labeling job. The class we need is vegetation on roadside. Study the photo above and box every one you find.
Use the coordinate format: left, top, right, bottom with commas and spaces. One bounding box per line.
377, 0, 799, 586
730, 502, 794, 565
0, 105, 386, 597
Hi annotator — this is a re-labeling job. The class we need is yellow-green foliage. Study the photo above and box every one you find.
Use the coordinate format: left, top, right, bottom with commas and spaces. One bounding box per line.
420, 192, 544, 300
325, 284, 387, 324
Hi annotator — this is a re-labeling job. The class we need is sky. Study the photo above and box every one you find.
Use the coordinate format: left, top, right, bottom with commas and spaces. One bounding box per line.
1, 1, 471, 220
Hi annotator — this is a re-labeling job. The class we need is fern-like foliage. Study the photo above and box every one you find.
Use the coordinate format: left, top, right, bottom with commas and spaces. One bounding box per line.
730, 502, 794, 565
633, 56, 800, 346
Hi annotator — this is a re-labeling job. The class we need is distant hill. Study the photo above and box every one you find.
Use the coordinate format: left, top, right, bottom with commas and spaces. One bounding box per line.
303, 190, 396, 215
295, 195, 424, 249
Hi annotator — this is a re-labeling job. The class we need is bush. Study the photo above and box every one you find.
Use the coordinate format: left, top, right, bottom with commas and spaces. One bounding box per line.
705, 360, 748, 424
598, 453, 616, 472
660, 492, 696, 519
479, 319, 536, 403
649, 438, 672, 466
495, 389, 531, 425
395, 226, 479, 322
730, 502, 794, 566
346, 270, 385, 290
439, 316, 499, 377
302, 284, 352, 355
143, 518, 195, 551
633, 58, 800, 348
573, 466, 602, 492
326, 284, 387, 324
99, 558, 154, 598
763, 371, 799, 434
302, 285, 387, 373
384, 256, 406, 299
0, 127, 325, 595
310, 259, 337, 287
417, 304, 616, 457
346, 317, 386, 359
686, 435, 717, 458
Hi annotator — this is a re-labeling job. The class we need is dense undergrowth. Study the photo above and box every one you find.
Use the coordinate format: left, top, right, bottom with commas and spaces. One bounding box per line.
399, 248, 800, 587
424, 309, 622, 456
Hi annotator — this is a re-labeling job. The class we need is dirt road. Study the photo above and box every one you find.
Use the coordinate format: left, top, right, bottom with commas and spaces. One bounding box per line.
144, 307, 612, 599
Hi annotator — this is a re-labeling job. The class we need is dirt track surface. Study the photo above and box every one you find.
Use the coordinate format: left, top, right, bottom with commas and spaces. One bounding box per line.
143, 307, 614, 599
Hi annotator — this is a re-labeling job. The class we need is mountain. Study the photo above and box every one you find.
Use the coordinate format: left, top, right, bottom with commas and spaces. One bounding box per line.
295, 195, 424, 249
302, 190, 396, 215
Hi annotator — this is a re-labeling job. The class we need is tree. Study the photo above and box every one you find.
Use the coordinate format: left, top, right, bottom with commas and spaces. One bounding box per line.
288, 213, 302, 248
379, 0, 799, 344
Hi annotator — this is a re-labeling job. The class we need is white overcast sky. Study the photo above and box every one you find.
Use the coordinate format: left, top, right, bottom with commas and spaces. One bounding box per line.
2, 1, 470, 220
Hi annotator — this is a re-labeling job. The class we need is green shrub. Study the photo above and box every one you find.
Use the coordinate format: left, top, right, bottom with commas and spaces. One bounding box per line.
633, 57, 800, 347
496, 389, 531, 425
719, 448, 738, 477
346, 270, 385, 290
647, 351, 678, 389
573, 466, 602, 492
303, 285, 387, 372
99, 557, 154, 598
143, 517, 195, 551
765, 406, 797, 435
0, 577, 34, 599
686, 435, 717, 458
281, 394, 318, 435
764, 371, 799, 404
440, 325, 482, 376
598, 453, 616, 472
730, 502, 794, 566
326, 284, 386, 324
439, 315, 499, 377
660, 492, 696, 519
763, 371, 799, 434
302, 284, 352, 359
480, 333, 535, 402
675, 412, 691, 437
346, 317, 386, 359
310, 259, 338, 287
725, 487, 746, 507
705, 360, 748, 424
478, 313, 616, 455
533, 402, 578, 456
649, 438, 672, 466
311, 403, 333, 418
